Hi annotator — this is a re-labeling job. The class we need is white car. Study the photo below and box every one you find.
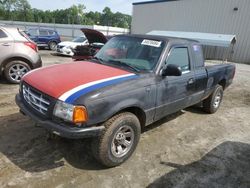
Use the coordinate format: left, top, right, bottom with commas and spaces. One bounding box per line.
56, 36, 88, 56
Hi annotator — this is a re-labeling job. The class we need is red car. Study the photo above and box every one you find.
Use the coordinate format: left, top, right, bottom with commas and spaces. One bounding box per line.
72, 29, 111, 60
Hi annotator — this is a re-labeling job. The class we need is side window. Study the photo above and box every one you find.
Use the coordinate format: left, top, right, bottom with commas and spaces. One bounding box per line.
39, 30, 48, 36
48, 30, 55, 35
28, 29, 38, 36
0, 29, 7, 38
166, 47, 190, 72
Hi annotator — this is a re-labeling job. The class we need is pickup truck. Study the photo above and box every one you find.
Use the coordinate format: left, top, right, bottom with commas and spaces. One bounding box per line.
16, 34, 235, 167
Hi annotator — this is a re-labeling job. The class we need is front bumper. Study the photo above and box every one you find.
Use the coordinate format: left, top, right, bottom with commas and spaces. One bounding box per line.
15, 94, 105, 139
56, 47, 74, 56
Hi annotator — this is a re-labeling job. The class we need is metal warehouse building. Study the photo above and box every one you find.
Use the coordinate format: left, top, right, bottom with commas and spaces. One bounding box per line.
131, 0, 250, 63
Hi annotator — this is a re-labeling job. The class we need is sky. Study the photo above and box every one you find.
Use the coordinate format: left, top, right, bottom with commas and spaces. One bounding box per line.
27, 0, 154, 15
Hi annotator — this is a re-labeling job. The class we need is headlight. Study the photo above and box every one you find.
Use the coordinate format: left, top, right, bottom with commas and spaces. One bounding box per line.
66, 46, 73, 49
53, 101, 88, 124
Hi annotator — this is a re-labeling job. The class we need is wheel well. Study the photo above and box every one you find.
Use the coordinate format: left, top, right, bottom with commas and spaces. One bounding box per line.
1, 57, 33, 69
1, 57, 32, 73
218, 79, 226, 90
49, 40, 58, 44
117, 107, 146, 128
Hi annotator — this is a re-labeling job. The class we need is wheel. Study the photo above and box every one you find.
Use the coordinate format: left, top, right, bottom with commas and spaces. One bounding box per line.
4, 60, 31, 84
92, 112, 141, 167
49, 41, 57, 50
203, 84, 223, 114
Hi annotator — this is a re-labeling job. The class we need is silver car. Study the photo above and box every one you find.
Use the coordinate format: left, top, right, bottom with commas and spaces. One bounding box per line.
0, 26, 42, 83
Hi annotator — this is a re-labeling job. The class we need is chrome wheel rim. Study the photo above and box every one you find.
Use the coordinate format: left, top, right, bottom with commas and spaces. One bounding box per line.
111, 125, 135, 158
8, 63, 29, 82
50, 42, 57, 50
213, 91, 222, 108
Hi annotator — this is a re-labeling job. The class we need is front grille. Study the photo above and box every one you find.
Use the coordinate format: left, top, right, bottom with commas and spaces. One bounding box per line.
22, 83, 50, 115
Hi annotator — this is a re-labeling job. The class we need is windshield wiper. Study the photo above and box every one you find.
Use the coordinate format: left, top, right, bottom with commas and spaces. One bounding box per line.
108, 59, 140, 72
92, 56, 104, 64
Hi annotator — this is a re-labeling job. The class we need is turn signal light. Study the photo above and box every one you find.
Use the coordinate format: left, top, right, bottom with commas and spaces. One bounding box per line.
73, 106, 88, 123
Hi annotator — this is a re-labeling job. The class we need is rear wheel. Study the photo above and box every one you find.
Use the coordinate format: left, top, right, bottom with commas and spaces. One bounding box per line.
92, 112, 141, 167
49, 41, 57, 50
4, 60, 31, 84
203, 84, 223, 114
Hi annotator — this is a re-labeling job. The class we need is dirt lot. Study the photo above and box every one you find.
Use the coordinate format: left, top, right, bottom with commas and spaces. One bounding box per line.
0, 50, 250, 188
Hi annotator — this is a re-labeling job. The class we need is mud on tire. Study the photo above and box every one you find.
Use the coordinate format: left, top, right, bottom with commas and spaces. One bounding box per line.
203, 84, 224, 114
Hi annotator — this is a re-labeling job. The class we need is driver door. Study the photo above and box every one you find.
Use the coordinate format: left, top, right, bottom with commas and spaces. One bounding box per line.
155, 46, 196, 121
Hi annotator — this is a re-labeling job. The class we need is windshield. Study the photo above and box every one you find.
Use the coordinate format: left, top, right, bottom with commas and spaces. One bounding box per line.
95, 36, 164, 72
72, 36, 86, 43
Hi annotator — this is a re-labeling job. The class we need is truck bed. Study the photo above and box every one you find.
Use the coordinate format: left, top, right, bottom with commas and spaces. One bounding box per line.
205, 60, 235, 90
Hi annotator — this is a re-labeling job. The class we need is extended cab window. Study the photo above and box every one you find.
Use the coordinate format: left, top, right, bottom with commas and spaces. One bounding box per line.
0, 29, 7, 38
193, 44, 204, 68
166, 47, 190, 72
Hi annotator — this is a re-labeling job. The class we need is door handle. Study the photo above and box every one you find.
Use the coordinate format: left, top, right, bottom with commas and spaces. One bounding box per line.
2, 43, 10, 46
187, 78, 195, 84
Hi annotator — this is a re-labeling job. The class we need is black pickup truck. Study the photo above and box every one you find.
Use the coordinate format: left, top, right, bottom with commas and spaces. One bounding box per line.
16, 34, 235, 167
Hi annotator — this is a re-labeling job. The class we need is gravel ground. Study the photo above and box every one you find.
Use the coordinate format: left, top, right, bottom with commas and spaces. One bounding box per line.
0, 50, 250, 188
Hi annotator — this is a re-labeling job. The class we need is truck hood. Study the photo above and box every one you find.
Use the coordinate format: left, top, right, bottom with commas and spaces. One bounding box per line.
22, 61, 138, 104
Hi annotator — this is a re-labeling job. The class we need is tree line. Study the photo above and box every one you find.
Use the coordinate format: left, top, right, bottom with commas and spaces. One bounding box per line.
0, 0, 132, 28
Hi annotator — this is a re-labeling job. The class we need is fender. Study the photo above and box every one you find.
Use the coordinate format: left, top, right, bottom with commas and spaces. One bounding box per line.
85, 94, 148, 126
0, 55, 33, 75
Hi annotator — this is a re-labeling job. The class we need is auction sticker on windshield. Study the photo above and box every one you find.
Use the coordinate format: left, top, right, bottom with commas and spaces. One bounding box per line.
141, 39, 162, 47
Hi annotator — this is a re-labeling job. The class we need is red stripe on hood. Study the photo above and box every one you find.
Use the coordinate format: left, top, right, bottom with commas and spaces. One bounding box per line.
23, 61, 131, 99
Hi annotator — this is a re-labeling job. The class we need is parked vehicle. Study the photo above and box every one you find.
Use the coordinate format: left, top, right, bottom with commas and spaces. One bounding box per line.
16, 34, 235, 167
25, 28, 61, 50
0, 26, 42, 83
72, 29, 109, 60
56, 36, 88, 56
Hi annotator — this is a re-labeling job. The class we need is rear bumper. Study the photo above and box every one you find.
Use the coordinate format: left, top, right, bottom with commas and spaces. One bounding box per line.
33, 55, 42, 69
15, 94, 105, 139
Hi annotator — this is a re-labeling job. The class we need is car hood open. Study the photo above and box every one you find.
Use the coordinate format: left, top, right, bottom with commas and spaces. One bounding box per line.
22, 61, 137, 103
80, 28, 107, 44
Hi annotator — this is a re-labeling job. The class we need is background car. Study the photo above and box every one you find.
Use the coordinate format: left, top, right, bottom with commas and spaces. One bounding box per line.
56, 36, 88, 56
0, 26, 42, 83
25, 28, 61, 50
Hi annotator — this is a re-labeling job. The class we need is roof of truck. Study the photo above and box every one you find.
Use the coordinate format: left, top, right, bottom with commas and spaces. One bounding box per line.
118, 34, 199, 44
133, 0, 178, 6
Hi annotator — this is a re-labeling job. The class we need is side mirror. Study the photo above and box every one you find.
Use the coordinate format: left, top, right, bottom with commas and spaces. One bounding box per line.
161, 64, 182, 77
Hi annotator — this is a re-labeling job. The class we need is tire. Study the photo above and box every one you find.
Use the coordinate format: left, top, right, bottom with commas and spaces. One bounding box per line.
49, 41, 57, 51
92, 112, 141, 167
4, 60, 31, 84
203, 84, 224, 114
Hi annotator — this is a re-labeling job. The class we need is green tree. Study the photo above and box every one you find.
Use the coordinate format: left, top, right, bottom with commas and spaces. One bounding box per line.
0, 2, 132, 28
101, 7, 113, 26
14, 0, 32, 21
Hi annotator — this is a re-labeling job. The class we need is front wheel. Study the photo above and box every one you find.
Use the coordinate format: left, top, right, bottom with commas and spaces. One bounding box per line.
203, 84, 224, 114
92, 112, 141, 167
4, 60, 31, 84
49, 41, 57, 50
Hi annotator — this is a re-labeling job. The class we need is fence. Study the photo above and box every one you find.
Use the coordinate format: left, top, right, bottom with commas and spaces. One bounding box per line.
0, 20, 130, 38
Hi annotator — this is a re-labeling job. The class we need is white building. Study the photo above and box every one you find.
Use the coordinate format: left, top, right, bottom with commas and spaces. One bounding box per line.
131, 0, 250, 63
